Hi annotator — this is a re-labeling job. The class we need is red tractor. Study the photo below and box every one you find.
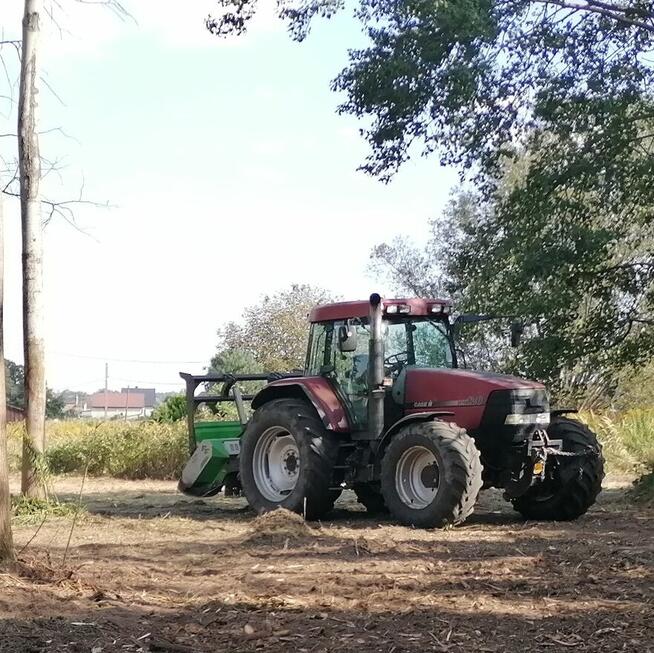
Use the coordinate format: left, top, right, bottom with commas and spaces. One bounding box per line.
181, 295, 604, 528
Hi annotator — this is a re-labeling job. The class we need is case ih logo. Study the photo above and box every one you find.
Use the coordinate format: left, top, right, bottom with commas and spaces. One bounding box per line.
412, 395, 486, 409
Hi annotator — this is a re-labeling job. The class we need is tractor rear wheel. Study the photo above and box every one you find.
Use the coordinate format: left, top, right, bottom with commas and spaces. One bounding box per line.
512, 416, 604, 521
239, 398, 340, 520
353, 483, 388, 515
381, 420, 483, 528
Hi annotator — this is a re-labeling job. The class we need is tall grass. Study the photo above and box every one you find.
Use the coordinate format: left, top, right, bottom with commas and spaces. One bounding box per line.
582, 409, 654, 475
7, 420, 188, 480
5, 410, 654, 493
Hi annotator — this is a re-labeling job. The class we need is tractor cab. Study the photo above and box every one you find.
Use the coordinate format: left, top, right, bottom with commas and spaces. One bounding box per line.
305, 298, 455, 430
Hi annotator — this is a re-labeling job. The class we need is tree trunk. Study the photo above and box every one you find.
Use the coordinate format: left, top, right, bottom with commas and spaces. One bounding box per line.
0, 194, 15, 564
18, 0, 46, 499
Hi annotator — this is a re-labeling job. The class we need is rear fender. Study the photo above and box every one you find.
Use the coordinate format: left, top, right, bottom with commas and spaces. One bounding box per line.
251, 377, 349, 432
378, 411, 455, 453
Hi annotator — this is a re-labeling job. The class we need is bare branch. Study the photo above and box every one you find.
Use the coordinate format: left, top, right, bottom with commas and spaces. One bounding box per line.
74, 0, 136, 24
534, 0, 654, 33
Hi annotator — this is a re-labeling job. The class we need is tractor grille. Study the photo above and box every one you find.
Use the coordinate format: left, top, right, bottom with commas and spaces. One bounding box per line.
480, 388, 550, 444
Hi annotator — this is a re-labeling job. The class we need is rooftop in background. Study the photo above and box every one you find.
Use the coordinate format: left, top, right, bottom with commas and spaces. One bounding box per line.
89, 391, 145, 409
121, 387, 156, 407
309, 298, 453, 323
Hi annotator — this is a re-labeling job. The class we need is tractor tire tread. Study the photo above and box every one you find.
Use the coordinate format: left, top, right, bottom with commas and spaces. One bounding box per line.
381, 420, 483, 528
240, 398, 340, 520
512, 416, 604, 521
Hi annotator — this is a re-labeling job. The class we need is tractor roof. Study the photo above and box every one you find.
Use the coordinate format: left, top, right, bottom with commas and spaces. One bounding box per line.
309, 298, 453, 323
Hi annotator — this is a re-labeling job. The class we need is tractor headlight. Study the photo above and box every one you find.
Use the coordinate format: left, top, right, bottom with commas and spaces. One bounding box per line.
429, 303, 452, 315
504, 412, 550, 426
385, 303, 411, 314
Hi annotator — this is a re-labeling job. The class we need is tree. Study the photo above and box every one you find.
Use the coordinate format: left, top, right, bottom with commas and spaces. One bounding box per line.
209, 1, 654, 403
5, 360, 25, 408
152, 394, 187, 423
2, 2, 128, 500
213, 284, 335, 372
372, 176, 654, 406
3, 359, 64, 418
18, 0, 46, 498
0, 192, 15, 565
209, 1, 654, 181
45, 389, 64, 418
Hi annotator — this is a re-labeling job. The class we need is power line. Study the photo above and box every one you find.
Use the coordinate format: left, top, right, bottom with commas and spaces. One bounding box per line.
112, 377, 185, 387
50, 351, 205, 365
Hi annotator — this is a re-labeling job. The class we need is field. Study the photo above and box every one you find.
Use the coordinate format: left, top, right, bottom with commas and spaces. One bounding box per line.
2, 473, 653, 653
2, 412, 653, 652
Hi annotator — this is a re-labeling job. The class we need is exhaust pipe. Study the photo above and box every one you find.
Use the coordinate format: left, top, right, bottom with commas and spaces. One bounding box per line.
368, 293, 385, 440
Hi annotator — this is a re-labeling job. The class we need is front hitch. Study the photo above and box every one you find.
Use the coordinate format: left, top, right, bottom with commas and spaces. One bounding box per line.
503, 428, 601, 500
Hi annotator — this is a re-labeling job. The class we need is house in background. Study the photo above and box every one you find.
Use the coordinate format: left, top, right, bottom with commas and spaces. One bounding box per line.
81, 390, 152, 420
121, 387, 156, 410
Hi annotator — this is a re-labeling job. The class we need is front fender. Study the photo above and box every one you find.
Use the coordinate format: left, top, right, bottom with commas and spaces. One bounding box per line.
251, 377, 349, 432
378, 411, 455, 452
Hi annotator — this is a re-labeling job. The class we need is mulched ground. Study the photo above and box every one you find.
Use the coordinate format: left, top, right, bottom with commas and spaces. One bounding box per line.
1, 477, 652, 652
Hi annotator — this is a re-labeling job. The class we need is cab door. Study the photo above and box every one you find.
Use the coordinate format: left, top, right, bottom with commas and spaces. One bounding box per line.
306, 319, 371, 429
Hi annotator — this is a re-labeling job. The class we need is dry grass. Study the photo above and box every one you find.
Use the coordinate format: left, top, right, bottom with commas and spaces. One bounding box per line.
582, 409, 654, 473
244, 508, 316, 544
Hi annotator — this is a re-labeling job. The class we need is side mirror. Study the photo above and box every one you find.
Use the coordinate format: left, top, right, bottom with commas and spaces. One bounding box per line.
337, 324, 358, 353
510, 321, 524, 347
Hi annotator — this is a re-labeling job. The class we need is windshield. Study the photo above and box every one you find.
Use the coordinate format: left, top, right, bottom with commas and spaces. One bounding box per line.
385, 318, 454, 369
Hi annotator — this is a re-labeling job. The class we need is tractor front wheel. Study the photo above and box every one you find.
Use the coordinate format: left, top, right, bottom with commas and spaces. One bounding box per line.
512, 416, 604, 521
381, 420, 483, 528
239, 399, 339, 520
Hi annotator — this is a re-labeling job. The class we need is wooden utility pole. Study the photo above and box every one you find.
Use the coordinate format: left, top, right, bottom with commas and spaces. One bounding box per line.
19, 0, 46, 498
104, 362, 108, 420
0, 193, 15, 564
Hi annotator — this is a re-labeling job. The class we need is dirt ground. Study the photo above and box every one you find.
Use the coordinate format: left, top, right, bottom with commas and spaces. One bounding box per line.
1, 474, 652, 653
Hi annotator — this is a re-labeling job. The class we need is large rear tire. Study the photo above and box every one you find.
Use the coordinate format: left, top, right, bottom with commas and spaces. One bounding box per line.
239, 399, 340, 520
512, 416, 604, 520
381, 420, 482, 528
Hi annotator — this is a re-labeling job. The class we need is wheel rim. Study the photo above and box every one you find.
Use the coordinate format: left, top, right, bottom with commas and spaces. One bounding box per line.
395, 446, 440, 509
252, 426, 300, 502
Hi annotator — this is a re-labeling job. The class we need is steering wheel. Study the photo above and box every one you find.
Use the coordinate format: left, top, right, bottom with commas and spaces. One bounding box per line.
384, 351, 409, 374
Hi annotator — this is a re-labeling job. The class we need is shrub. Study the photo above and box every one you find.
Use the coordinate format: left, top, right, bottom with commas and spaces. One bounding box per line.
152, 394, 187, 423
45, 421, 188, 480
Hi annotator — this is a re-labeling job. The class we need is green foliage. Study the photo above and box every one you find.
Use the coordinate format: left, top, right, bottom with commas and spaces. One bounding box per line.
213, 284, 335, 372
152, 394, 187, 423
583, 409, 654, 475
209, 2, 654, 183
45, 389, 65, 419
373, 178, 653, 406
44, 421, 188, 480
211, 2, 654, 404
5, 358, 66, 417
631, 471, 654, 504
612, 362, 654, 411
5, 360, 24, 407
12, 496, 84, 524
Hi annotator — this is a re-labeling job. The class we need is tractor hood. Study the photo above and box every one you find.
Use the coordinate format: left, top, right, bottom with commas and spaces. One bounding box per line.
395, 367, 548, 433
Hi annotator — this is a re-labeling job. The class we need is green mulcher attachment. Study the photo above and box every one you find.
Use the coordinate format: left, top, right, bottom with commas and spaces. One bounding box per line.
178, 372, 290, 498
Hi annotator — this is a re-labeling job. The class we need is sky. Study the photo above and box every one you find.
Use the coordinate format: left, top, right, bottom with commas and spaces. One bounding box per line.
0, 0, 457, 394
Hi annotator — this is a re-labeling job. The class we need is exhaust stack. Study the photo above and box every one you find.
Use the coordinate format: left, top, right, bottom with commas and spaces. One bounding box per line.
367, 293, 385, 440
